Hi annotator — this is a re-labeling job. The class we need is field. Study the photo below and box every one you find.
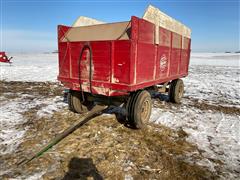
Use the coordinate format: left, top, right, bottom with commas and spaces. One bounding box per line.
0, 53, 239, 179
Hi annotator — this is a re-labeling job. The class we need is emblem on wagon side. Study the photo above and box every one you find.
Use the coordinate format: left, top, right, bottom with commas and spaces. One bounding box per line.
160, 54, 168, 72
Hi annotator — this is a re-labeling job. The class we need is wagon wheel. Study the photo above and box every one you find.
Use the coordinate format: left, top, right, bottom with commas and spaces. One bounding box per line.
68, 91, 94, 114
127, 90, 152, 129
168, 79, 184, 104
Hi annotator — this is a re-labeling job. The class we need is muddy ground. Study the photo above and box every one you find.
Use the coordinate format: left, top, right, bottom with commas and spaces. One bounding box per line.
0, 81, 239, 179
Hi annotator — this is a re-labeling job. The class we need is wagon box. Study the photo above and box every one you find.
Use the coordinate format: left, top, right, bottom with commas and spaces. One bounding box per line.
58, 8, 191, 128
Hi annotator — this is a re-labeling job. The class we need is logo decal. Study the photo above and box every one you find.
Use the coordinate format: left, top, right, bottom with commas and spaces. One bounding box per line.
160, 54, 168, 72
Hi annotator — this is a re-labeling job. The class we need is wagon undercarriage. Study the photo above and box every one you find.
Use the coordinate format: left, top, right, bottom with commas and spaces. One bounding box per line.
67, 79, 184, 128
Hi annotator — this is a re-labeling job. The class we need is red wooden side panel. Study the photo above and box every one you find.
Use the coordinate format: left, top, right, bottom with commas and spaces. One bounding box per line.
157, 27, 171, 79
129, 16, 139, 85
136, 43, 155, 84
91, 42, 111, 82
180, 37, 191, 74
58, 25, 71, 79
58, 25, 70, 41
138, 18, 155, 44
68, 42, 82, 80
58, 42, 70, 78
135, 18, 155, 84
112, 41, 131, 84
159, 27, 171, 47
69, 42, 111, 82
170, 32, 182, 76
157, 47, 170, 79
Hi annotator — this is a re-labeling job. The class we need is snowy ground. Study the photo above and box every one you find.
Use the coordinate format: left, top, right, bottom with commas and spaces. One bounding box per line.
0, 52, 239, 179
0, 53, 58, 82
0, 94, 66, 154
151, 53, 240, 178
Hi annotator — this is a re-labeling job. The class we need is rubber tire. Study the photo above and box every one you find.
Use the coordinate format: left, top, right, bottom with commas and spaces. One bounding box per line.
168, 79, 184, 104
68, 91, 93, 114
127, 90, 152, 129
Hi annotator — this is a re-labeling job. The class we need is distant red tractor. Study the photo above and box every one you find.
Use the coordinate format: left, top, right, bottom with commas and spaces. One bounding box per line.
0, 52, 13, 64
57, 11, 191, 128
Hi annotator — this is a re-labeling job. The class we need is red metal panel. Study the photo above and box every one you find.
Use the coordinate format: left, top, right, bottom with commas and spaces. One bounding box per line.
134, 17, 155, 84
91, 42, 111, 82
170, 48, 181, 76
67, 42, 82, 79
170, 32, 182, 76
129, 16, 139, 85
58, 25, 70, 41
136, 43, 155, 84
58, 42, 70, 78
58, 25, 71, 79
157, 46, 171, 79
138, 18, 155, 44
112, 41, 131, 84
70, 41, 111, 80
130, 16, 139, 41
172, 32, 182, 48
59, 73, 187, 95
180, 49, 188, 74
130, 41, 137, 85
180, 37, 191, 74
156, 27, 171, 80
159, 27, 171, 47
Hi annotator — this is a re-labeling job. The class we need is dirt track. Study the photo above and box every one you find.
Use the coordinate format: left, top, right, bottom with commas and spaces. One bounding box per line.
0, 81, 239, 179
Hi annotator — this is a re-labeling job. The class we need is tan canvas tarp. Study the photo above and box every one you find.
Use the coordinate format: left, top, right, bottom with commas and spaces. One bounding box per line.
61, 21, 130, 42
63, 6, 190, 43
143, 5, 191, 44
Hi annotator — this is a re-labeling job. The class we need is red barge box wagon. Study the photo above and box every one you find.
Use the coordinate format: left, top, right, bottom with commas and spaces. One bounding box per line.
57, 5, 191, 128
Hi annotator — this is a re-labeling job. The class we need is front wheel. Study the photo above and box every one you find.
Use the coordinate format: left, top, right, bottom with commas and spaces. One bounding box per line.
168, 79, 184, 104
127, 90, 152, 129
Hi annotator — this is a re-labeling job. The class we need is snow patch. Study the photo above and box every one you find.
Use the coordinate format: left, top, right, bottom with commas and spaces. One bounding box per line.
0, 95, 66, 155
0, 98, 29, 154
150, 101, 240, 177
36, 96, 67, 118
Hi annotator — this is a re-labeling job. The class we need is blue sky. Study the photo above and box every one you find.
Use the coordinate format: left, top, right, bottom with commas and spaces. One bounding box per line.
1, 0, 239, 52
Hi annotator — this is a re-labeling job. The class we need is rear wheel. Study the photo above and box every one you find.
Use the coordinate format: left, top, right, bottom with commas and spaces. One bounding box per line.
127, 90, 152, 129
168, 79, 184, 103
68, 91, 94, 114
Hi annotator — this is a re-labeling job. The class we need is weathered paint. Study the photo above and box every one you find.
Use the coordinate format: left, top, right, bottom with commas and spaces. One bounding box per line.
58, 16, 191, 97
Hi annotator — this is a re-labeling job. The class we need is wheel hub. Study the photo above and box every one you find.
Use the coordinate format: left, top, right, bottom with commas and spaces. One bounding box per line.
178, 83, 184, 99
141, 100, 151, 120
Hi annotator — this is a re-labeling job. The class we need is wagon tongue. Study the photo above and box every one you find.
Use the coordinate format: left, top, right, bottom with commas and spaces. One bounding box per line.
17, 104, 108, 167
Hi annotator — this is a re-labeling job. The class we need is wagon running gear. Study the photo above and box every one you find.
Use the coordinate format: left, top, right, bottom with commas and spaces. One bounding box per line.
168, 79, 184, 104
